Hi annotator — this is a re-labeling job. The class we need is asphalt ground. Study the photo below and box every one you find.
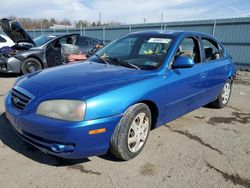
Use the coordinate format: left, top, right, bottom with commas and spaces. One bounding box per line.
0, 71, 249, 188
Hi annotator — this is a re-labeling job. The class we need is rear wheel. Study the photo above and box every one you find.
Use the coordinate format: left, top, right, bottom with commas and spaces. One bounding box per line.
211, 80, 232, 108
21, 58, 42, 74
110, 103, 151, 161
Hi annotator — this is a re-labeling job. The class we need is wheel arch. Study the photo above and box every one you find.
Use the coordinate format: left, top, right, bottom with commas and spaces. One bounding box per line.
24, 56, 44, 69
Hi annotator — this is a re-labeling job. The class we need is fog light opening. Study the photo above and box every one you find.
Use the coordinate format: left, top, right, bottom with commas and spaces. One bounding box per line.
51, 144, 74, 153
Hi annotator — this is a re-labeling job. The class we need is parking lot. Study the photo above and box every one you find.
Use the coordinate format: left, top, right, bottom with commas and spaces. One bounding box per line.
0, 72, 249, 188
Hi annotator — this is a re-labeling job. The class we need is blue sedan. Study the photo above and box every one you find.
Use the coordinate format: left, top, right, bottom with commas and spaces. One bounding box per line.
5, 31, 236, 160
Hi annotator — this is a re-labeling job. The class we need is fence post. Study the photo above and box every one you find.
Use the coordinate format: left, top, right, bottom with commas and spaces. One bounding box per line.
212, 21, 216, 36
40, 25, 42, 36
129, 26, 132, 33
83, 28, 86, 36
33, 28, 35, 38
164, 23, 167, 30
80, 24, 83, 36
103, 27, 106, 44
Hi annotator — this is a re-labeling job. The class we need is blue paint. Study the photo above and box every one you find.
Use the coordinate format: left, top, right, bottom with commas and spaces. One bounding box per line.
5, 31, 236, 159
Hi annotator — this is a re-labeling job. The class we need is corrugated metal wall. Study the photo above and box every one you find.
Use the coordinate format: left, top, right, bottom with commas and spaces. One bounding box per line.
1, 17, 250, 67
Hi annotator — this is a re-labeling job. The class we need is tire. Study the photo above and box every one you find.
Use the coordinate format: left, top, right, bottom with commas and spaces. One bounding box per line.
211, 80, 232, 108
110, 103, 152, 161
21, 58, 42, 75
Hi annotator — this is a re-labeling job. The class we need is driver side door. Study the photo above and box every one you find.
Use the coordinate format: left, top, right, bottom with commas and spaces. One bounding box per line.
45, 39, 62, 67
164, 36, 207, 122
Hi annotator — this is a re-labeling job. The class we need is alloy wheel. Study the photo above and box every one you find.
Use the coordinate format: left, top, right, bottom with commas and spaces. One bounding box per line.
221, 82, 231, 104
127, 112, 149, 153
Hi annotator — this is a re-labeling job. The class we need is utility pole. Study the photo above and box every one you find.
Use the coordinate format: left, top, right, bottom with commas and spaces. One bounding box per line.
80, 22, 83, 36
40, 24, 43, 36
161, 12, 163, 30
99, 12, 102, 25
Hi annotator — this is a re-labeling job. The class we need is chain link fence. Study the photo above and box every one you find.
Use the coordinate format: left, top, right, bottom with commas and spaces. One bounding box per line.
1, 17, 250, 67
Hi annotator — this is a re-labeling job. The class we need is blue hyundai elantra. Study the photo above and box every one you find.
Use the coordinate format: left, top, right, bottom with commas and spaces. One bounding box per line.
5, 30, 236, 160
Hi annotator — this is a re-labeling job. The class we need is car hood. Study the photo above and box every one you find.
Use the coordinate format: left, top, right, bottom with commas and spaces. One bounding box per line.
16, 61, 156, 100
0, 18, 35, 45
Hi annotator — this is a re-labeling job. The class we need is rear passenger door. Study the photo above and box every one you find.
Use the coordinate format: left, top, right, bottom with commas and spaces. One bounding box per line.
201, 37, 230, 102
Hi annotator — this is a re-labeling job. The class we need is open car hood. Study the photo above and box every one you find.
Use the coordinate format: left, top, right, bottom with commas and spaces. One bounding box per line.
0, 18, 35, 45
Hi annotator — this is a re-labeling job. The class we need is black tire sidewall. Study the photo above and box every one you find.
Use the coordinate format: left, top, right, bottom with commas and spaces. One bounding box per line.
21, 58, 42, 74
111, 103, 152, 160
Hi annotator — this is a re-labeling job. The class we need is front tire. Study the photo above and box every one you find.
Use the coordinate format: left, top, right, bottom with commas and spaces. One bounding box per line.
21, 58, 42, 74
211, 80, 232, 108
110, 103, 151, 161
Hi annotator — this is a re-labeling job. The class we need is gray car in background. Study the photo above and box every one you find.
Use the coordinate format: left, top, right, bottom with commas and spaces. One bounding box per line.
0, 18, 103, 74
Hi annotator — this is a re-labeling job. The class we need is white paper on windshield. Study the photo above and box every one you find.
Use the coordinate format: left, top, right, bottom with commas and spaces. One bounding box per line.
148, 38, 171, 44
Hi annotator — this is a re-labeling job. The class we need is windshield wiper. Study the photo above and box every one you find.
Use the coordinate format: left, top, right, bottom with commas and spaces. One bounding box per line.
127, 63, 140, 70
93, 54, 110, 65
108, 57, 140, 70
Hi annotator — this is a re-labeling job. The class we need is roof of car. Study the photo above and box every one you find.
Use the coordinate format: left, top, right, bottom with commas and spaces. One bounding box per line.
129, 30, 211, 38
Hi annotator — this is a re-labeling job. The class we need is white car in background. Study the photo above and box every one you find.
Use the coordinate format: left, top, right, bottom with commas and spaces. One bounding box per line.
0, 35, 14, 48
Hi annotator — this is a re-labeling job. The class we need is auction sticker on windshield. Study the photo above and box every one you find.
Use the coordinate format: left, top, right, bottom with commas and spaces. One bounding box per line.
148, 38, 171, 43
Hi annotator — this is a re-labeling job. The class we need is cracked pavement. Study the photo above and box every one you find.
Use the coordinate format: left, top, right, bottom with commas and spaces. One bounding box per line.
0, 72, 250, 188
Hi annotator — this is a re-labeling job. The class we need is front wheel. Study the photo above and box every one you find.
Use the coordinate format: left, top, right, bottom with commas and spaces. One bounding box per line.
110, 103, 151, 161
211, 80, 232, 108
21, 58, 42, 74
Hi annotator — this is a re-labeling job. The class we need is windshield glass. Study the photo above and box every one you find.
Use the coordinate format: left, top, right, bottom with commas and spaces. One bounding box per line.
33, 35, 56, 46
89, 34, 173, 70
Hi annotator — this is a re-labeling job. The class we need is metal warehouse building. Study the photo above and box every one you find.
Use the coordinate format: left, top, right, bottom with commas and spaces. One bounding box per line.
2, 17, 250, 67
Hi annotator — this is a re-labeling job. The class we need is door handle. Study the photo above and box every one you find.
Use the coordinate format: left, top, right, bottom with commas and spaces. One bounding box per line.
200, 72, 206, 79
224, 65, 229, 71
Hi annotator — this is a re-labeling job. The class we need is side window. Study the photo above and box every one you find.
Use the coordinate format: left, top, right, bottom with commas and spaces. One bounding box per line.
202, 38, 224, 61
77, 37, 89, 46
91, 39, 100, 45
0, 36, 7, 43
175, 37, 201, 63
59, 37, 74, 45
59, 38, 67, 44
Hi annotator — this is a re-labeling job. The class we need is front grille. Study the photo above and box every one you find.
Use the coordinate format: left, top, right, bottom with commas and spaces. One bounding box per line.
11, 89, 31, 110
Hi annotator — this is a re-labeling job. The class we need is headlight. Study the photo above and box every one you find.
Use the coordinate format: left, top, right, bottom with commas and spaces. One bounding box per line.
36, 100, 86, 121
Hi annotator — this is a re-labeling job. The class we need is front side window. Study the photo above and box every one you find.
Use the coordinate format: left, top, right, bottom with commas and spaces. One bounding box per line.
202, 38, 224, 61
89, 35, 173, 70
175, 37, 201, 63
59, 36, 77, 45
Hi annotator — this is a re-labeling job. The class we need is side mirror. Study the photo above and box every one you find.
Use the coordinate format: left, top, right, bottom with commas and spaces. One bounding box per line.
172, 56, 195, 69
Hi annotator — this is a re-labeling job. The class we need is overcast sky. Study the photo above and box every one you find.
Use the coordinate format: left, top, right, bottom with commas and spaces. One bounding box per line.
0, 0, 250, 24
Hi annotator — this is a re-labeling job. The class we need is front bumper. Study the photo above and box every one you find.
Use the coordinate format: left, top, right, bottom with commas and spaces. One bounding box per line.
0, 57, 22, 73
5, 93, 122, 159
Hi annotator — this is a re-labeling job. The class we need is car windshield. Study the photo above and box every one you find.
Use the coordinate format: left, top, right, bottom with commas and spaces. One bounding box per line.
33, 35, 56, 46
89, 34, 173, 70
